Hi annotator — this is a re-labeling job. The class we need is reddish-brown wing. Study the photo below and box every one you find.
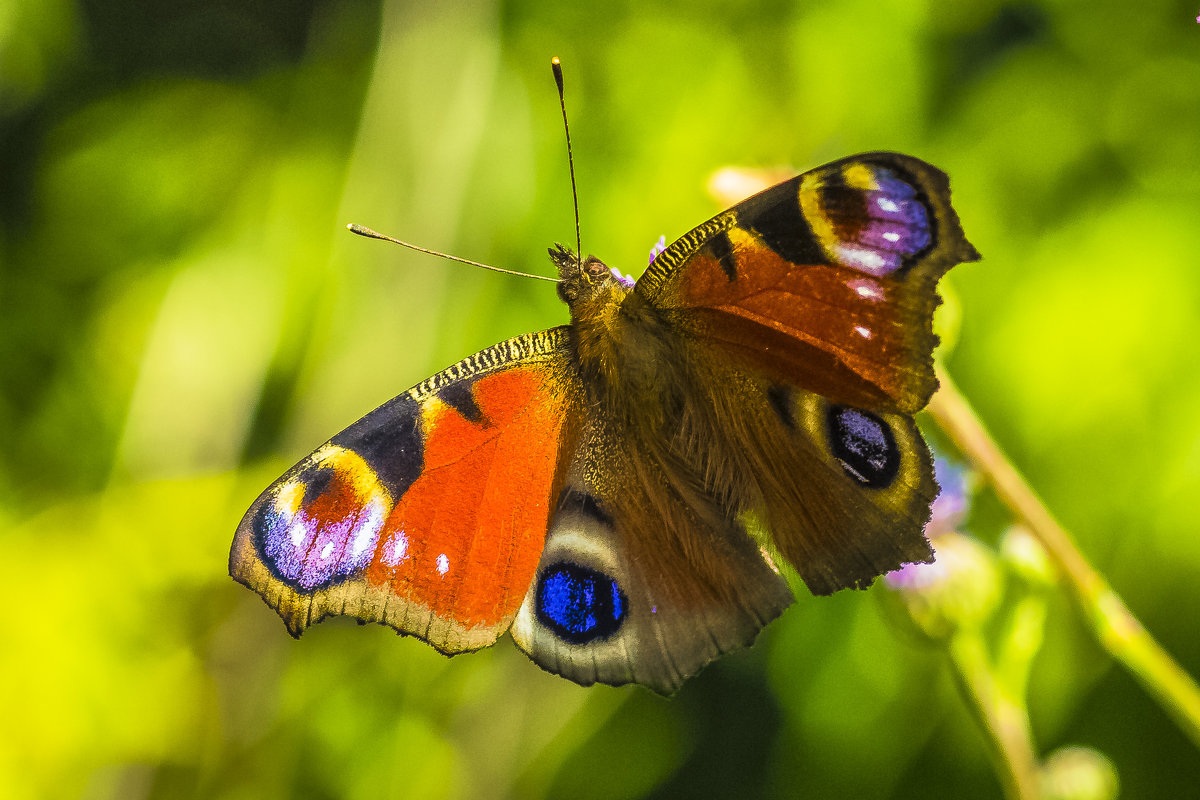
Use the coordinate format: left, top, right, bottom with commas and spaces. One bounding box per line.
635, 152, 979, 414
624, 153, 977, 596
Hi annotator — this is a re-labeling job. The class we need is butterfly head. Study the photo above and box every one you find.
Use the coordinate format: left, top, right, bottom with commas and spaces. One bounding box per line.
549, 243, 631, 312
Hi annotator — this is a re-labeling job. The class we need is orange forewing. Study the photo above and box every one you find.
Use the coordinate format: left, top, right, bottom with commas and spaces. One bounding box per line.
230, 330, 577, 651
366, 367, 569, 631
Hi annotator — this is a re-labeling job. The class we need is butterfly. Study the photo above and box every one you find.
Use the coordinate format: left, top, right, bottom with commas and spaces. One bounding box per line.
230, 151, 979, 694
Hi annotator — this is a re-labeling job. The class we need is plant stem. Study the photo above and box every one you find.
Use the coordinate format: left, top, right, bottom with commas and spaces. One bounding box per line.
997, 592, 1048, 715
929, 366, 1200, 750
948, 632, 1042, 800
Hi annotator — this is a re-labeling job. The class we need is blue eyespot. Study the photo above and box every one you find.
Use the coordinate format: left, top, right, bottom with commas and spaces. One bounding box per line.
535, 562, 627, 645
826, 405, 899, 489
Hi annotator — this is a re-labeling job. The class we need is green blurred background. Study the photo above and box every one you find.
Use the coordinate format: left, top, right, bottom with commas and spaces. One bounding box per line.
3, 0, 1199, 797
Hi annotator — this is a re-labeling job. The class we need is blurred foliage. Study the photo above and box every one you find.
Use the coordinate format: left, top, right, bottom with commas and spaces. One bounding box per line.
2, 0, 1199, 798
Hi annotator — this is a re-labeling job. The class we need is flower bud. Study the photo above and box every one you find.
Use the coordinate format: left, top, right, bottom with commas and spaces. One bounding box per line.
1039, 746, 1119, 800
1000, 524, 1057, 588
883, 531, 1002, 642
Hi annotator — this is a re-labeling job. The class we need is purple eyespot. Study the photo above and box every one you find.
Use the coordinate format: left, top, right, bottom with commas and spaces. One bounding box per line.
251, 446, 392, 592
825, 405, 899, 489
816, 165, 934, 277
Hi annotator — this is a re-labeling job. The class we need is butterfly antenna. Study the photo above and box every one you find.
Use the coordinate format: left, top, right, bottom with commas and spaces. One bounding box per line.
551, 57, 583, 259
346, 224, 560, 282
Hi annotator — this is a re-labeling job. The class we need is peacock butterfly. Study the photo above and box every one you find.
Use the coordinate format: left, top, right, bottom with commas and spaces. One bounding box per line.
229, 68, 979, 695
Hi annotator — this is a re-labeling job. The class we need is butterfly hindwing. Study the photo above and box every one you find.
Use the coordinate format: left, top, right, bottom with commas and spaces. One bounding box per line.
741, 379, 937, 595
230, 328, 580, 653
510, 414, 794, 695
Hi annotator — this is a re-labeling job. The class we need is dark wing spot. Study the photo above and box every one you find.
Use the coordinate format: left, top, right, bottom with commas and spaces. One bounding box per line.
302, 466, 333, 505
437, 382, 485, 425
825, 405, 899, 489
747, 186, 825, 266
706, 230, 738, 282
535, 562, 627, 644
332, 395, 424, 497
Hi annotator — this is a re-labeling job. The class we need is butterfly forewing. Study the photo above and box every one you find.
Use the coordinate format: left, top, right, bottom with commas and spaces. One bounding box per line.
230, 328, 580, 653
637, 152, 979, 414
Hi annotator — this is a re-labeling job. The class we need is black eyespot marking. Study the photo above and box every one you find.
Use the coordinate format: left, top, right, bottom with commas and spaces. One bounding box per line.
535, 562, 627, 645
437, 382, 485, 425
302, 466, 334, 505
825, 405, 899, 488
747, 184, 826, 266
707, 231, 737, 282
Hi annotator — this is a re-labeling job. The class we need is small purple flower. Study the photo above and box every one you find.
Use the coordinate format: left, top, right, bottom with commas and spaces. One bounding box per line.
610, 267, 636, 288
885, 533, 968, 592
883, 530, 1001, 641
648, 235, 668, 265
882, 456, 999, 639
927, 458, 969, 539
885, 458, 970, 592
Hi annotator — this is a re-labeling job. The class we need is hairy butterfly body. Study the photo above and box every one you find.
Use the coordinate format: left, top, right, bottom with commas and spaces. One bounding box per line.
230, 151, 979, 694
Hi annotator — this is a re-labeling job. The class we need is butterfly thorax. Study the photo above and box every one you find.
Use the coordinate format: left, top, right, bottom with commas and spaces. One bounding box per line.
549, 243, 675, 416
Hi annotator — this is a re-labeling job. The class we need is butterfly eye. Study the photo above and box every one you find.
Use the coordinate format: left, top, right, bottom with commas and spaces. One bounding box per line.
825, 405, 900, 489
535, 562, 628, 644
581, 256, 611, 285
